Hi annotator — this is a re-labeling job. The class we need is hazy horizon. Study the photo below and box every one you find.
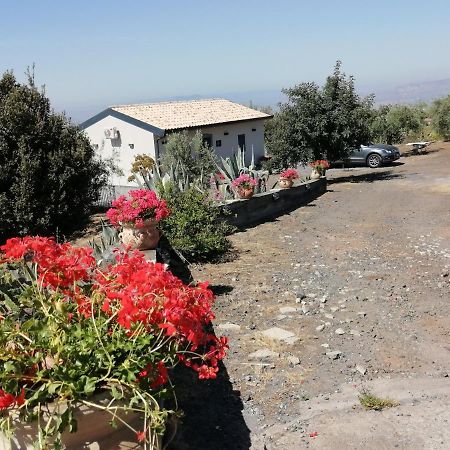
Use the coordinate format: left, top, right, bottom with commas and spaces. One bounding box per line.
2, 0, 450, 122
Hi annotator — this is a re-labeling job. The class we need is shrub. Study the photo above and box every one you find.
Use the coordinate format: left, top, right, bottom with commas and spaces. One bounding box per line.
162, 130, 216, 187
159, 185, 232, 262
0, 70, 106, 243
370, 104, 426, 144
430, 95, 450, 140
265, 61, 373, 168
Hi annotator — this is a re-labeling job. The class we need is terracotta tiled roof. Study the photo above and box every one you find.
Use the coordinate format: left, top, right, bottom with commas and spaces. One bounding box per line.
111, 98, 271, 131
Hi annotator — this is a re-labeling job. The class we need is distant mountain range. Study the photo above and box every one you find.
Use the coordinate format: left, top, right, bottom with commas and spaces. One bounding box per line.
70, 78, 450, 123
360, 78, 450, 105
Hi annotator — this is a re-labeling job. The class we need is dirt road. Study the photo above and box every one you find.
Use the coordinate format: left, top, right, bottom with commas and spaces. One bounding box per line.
176, 143, 450, 450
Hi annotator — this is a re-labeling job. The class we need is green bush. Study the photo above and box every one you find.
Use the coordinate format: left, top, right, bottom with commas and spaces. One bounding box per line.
370, 104, 426, 144
430, 95, 450, 140
0, 70, 107, 242
265, 61, 373, 168
159, 185, 232, 262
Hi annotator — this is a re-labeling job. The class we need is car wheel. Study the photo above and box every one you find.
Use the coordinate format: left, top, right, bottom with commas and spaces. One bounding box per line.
367, 153, 382, 168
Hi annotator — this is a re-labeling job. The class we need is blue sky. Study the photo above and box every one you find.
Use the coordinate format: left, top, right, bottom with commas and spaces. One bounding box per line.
1, 0, 450, 121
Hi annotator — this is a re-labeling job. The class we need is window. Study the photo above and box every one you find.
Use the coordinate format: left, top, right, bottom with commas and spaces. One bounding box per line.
202, 133, 213, 147
238, 134, 246, 150
215, 140, 222, 147
224, 131, 229, 136
252, 128, 256, 132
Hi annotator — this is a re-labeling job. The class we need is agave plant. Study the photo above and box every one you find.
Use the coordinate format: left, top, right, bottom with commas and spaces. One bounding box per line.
215, 147, 269, 198
89, 220, 120, 266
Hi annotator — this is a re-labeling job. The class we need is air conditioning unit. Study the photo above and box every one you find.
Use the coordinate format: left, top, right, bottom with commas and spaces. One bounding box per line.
104, 127, 119, 139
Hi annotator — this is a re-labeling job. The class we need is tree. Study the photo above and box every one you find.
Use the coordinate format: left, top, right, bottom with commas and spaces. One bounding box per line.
161, 130, 216, 184
265, 61, 373, 169
370, 104, 425, 144
430, 95, 450, 140
0, 70, 106, 242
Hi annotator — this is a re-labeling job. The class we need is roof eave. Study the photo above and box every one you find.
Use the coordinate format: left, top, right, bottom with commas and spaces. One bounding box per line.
79, 108, 165, 137
165, 115, 273, 132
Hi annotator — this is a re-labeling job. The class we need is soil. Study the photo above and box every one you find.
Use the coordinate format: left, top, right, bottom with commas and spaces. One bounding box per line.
170, 142, 450, 449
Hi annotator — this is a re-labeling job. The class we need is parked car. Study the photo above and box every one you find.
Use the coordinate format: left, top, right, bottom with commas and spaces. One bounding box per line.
333, 144, 401, 168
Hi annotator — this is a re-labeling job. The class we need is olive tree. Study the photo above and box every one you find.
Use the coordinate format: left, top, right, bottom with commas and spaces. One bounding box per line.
430, 95, 450, 140
265, 61, 373, 169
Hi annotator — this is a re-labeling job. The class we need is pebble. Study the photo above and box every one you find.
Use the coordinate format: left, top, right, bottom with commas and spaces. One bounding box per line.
326, 351, 342, 360
330, 307, 339, 312
262, 327, 299, 344
335, 328, 345, 335
350, 329, 361, 336
316, 324, 325, 332
324, 313, 334, 320
217, 322, 241, 331
356, 365, 367, 375
357, 312, 367, 317
248, 349, 280, 361
287, 356, 300, 366
279, 306, 298, 314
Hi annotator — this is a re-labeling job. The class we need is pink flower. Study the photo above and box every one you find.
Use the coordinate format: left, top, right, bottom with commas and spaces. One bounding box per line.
106, 189, 169, 227
280, 168, 299, 180
231, 174, 257, 189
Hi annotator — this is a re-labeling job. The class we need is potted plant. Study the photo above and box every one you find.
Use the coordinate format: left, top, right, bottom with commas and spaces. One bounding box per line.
231, 174, 257, 199
309, 160, 330, 179
106, 189, 170, 250
278, 168, 299, 189
0, 237, 228, 449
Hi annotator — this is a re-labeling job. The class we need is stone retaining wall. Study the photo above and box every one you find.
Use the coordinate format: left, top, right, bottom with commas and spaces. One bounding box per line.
219, 177, 327, 228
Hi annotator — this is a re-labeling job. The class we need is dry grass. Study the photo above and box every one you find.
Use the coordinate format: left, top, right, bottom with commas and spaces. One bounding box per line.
358, 391, 399, 411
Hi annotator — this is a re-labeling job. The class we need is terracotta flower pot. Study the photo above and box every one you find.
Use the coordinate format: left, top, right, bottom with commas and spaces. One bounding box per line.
1, 398, 163, 450
237, 186, 255, 199
279, 177, 294, 189
119, 219, 160, 250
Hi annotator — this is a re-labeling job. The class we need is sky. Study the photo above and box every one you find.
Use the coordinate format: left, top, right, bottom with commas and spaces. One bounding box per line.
1, 0, 450, 121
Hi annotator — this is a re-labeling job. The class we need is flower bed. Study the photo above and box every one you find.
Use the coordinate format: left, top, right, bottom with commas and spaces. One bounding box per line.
218, 177, 327, 228
0, 237, 227, 448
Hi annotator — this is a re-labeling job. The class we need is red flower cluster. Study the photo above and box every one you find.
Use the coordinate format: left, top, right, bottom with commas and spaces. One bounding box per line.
1, 237, 227, 383
0, 388, 25, 410
309, 160, 330, 170
94, 251, 228, 379
280, 168, 299, 180
106, 189, 170, 228
231, 174, 257, 189
0, 237, 95, 289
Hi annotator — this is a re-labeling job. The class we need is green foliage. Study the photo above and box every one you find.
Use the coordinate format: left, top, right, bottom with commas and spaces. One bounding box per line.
358, 391, 399, 410
162, 130, 216, 187
266, 61, 373, 169
89, 220, 120, 266
370, 104, 426, 144
430, 95, 450, 140
0, 70, 106, 242
214, 147, 269, 198
159, 184, 232, 262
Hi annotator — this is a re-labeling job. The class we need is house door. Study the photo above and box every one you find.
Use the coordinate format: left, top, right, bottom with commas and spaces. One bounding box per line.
238, 134, 246, 151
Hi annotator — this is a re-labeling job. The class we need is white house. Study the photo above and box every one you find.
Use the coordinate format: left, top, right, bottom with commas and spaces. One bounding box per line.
80, 98, 272, 188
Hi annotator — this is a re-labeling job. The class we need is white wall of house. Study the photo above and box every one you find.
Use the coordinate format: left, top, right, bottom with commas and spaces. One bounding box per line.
157, 119, 267, 165
84, 116, 269, 188
83, 115, 157, 186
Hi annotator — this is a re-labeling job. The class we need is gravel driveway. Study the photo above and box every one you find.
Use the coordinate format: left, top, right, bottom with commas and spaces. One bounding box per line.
172, 143, 450, 450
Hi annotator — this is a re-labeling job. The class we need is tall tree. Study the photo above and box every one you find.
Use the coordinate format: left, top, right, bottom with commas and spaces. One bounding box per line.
0, 70, 106, 242
265, 62, 373, 168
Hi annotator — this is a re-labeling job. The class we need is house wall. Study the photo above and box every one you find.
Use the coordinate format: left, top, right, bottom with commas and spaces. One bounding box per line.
83, 115, 157, 186
157, 119, 268, 165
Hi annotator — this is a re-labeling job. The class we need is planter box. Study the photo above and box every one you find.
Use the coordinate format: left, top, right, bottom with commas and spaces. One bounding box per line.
218, 178, 327, 228
0, 401, 162, 450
